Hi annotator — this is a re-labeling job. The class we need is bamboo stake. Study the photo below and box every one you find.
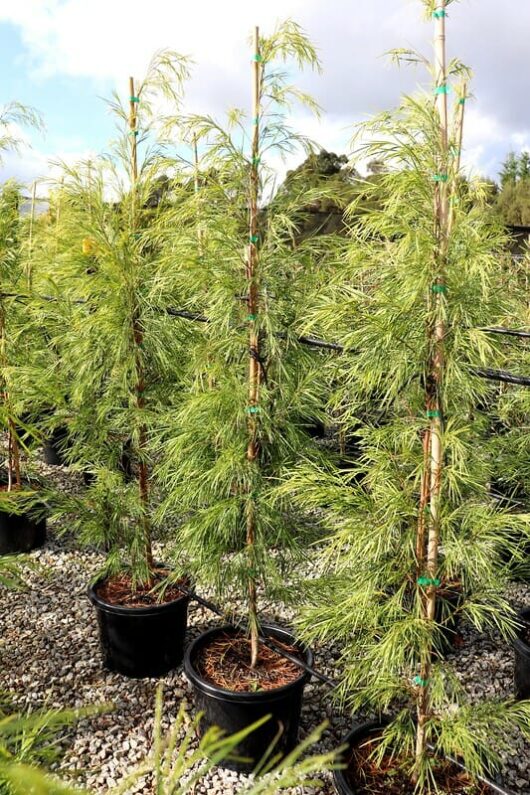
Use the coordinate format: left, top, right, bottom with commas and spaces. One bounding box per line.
55, 177, 64, 258
415, 0, 450, 776
246, 26, 262, 669
27, 180, 37, 290
416, 83, 466, 576
192, 135, 204, 252
128, 76, 153, 573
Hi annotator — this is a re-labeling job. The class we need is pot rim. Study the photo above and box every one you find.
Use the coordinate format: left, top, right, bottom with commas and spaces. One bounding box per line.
333, 721, 512, 795
184, 622, 313, 702
88, 566, 190, 617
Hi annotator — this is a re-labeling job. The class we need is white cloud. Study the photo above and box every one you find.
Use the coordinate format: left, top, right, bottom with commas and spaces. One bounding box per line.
2, 0, 530, 182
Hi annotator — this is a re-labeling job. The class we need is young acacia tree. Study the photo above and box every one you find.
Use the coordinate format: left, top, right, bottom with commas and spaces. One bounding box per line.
157, 21, 331, 664
283, 0, 530, 789
39, 51, 194, 585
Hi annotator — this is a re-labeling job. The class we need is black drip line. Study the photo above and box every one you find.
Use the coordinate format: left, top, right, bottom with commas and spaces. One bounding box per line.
178, 583, 337, 688
4, 290, 530, 385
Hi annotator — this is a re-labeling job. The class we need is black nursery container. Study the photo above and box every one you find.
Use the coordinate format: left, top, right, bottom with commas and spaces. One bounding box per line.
333, 722, 511, 795
514, 607, 530, 700
88, 577, 190, 678
0, 508, 46, 555
42, 426, 69, 466
184, 623, 312, 773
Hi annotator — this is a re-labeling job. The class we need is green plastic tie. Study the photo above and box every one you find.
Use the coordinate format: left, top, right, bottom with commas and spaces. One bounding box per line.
129, 130, 139, 137
129, 96, 140, 103
434, 84, 450, 95
433, 173, 448, 182
250, 234, 259, 243
246, 406, 261, 415
252, 116, 259, 125
413, 676, 430, 687
426, 409, 441, 419
247, 314, 258, 321
431, 284, 447, 294
432, 9, 447, 18
252, 54, 263, 62
252, 156, 261, 166
458, 97, 467, 105
417, 576, 441, 587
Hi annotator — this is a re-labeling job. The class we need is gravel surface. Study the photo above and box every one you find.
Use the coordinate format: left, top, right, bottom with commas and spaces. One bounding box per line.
0, 462, 529, 794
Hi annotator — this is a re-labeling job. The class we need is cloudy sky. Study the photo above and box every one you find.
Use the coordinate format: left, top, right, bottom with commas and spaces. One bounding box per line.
0, 0, 528, 187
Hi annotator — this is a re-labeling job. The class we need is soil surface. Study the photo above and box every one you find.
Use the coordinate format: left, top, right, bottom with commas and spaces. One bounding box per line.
346, 739, 491, 795
197, 632, 304, 692
95, 571, 186, 608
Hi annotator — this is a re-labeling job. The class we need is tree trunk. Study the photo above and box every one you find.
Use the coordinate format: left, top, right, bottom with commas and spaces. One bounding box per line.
414, 1, 450, 777
246, 26, 262, 669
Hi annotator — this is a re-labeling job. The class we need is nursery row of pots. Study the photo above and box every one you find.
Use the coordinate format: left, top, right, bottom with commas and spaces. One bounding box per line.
82, 554, 528, 793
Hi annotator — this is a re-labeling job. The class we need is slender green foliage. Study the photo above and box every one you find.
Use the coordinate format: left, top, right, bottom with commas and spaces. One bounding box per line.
280, 1, 530, 790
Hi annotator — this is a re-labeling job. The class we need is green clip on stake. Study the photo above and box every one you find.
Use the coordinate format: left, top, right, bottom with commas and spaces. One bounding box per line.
129, 130, 139, 137
129, 96, 140, 103
417, 577, 441, 587
432, 9, 447, 18
426, 409, 441, 419
252, 156, 261, 166
250, 234, 259, 244
432, 284, 447, 294
252, 116, 259, 125
413, 676, 430, 687
459, 97, 467, 105
252, 54, 263, 62
246, 406, 260, 415
433, 173, 448, 182
434, 84, 450, 95
247, 314, 257, 321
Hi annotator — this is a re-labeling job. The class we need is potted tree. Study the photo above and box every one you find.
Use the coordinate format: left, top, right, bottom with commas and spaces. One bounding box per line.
283, 2, 530, 793
43, 52, 194, 678
0, 99, 48, 554
157, 22, 328, 770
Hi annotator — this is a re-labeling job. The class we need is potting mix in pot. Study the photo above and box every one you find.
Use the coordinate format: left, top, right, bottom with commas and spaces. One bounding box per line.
1, 0, 530, 793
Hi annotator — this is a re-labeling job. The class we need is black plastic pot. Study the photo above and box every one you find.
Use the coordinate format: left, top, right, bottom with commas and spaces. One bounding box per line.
333, 723, 511, 795
88, 574, 190, 678
184, 623, 312, 773
0, 507, 46, 555
514, 607, 530, 700
42, 426, 69, 466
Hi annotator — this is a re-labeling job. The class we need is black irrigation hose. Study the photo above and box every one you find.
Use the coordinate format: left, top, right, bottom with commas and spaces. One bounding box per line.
178, 583, 338, 688
5, 291, 530, 386
297, 335, 345, 353
470, 367, 530, 387
481, 327, 530, 340
165, 308, 209, 323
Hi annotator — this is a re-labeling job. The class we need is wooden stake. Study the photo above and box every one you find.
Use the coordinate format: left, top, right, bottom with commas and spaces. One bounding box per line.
246, 26, 262, 668
415, 0, 450, 776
